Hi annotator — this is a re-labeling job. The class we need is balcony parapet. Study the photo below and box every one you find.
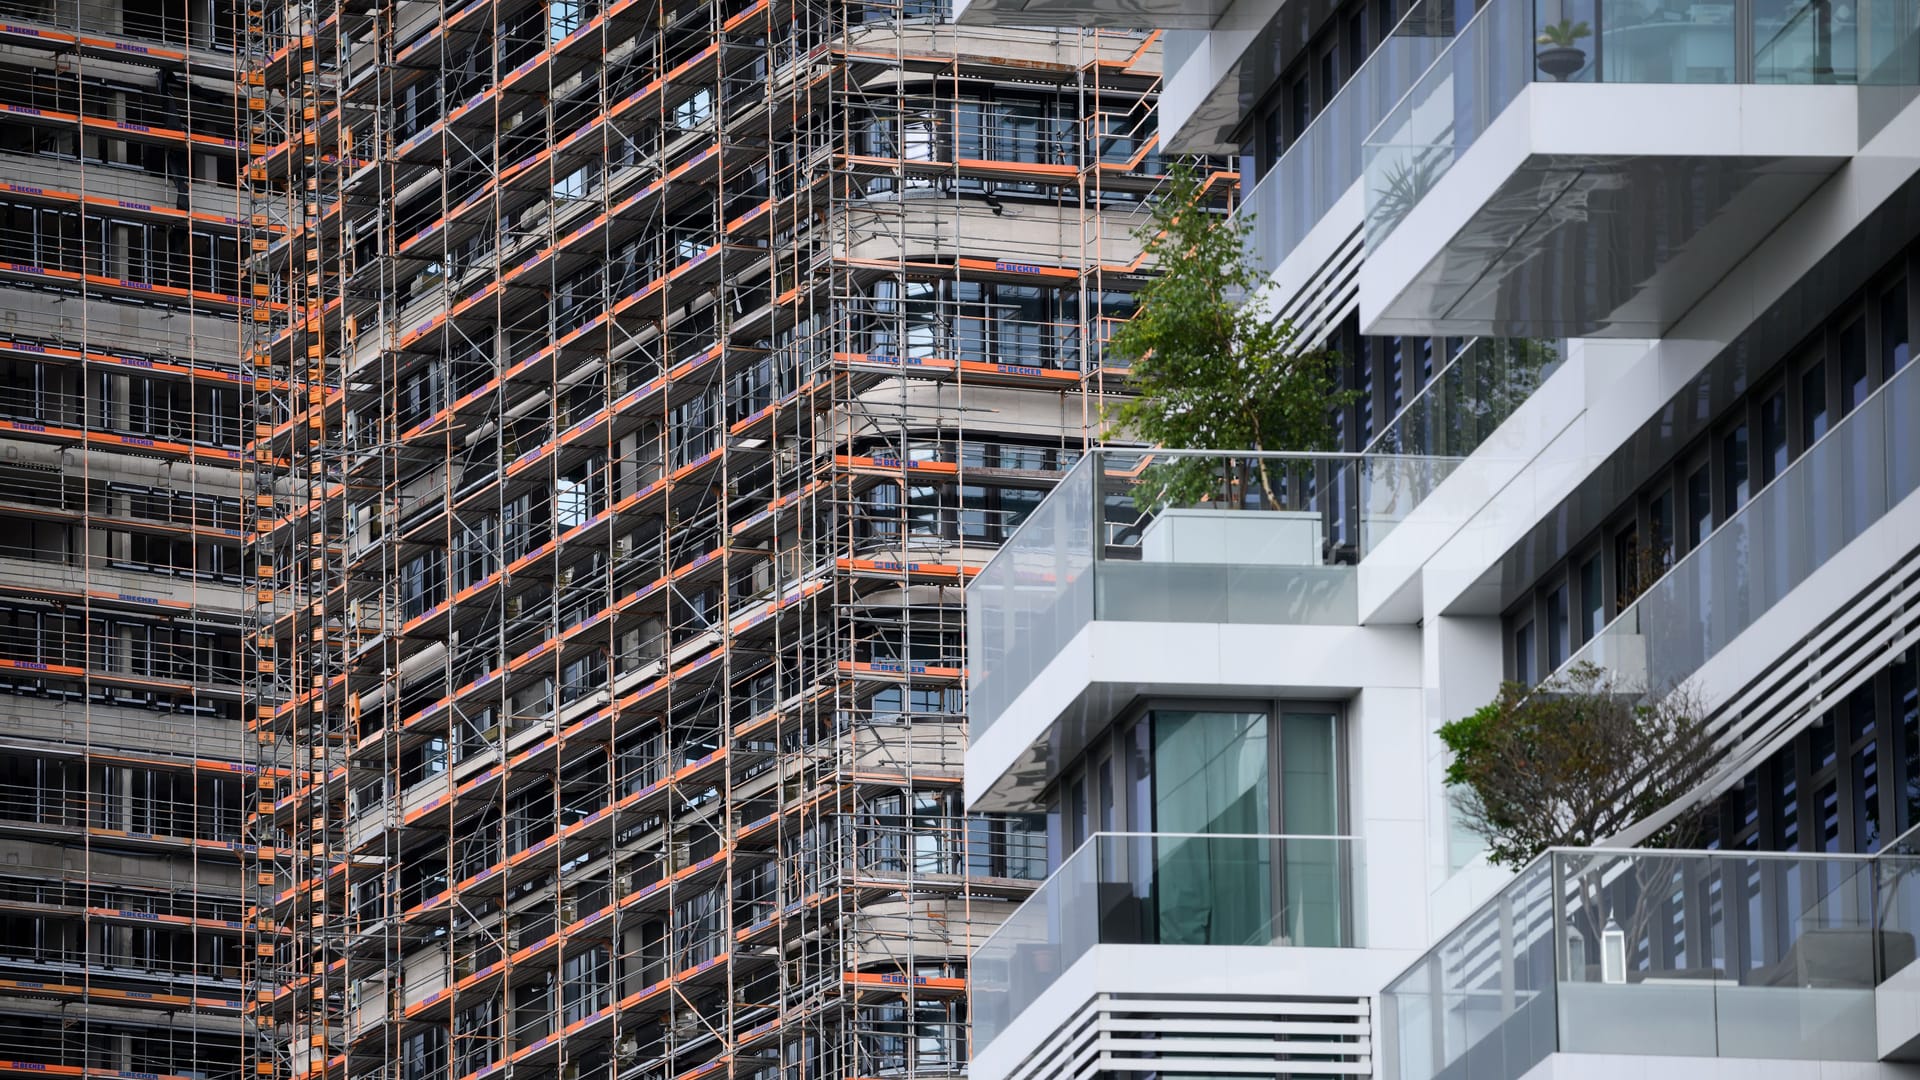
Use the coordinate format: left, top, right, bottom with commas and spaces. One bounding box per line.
966, 448, 1463, 748
1387, 842, 1920, 1078
1559, 327, 1920, 706
971, 831, 1365, 1053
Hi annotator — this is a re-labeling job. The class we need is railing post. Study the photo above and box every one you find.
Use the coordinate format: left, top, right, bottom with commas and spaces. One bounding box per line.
1734, 0, 1754, 81
1091, 448, 1106, 557
1498, 889, 1517, 1018
1549, 853, 1565, 1055
1427, 943, 1446, 1068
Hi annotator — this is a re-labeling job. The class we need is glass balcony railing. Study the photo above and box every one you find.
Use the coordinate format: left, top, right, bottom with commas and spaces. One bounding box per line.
1362, 0, 1920, 247
1241, 0, 1454, 275
966, 449, 1461, 742
1559, 344, 1920, 697
971, 832, 1365, 1053
1387, 844, 1920, 1080
1362, 336, 1564, 457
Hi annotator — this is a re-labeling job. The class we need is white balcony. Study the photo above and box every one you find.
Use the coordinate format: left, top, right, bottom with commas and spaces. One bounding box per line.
970, 832, 1415, 1080
964, 449, 1450, 812
1357, 0, 1918, 338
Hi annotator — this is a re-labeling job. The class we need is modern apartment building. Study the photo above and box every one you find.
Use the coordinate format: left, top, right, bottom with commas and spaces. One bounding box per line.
957, 0, 1920, 1076
238, 8, 1167, 1080
0, 4, 255, 1080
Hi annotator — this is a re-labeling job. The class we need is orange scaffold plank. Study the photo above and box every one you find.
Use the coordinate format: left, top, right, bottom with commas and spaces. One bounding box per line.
0, 975, 243, 1013
0, 179, 272, 233
0, 333, 271, 388
0, 417, 244, 464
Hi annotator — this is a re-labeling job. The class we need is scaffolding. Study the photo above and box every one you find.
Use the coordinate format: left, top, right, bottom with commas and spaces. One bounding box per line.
0, 1, 265, 1080
240, 4, 1166, 1079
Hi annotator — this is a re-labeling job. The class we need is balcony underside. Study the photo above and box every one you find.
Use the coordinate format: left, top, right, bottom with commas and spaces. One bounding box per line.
1362, 84, 1859, 338
967, 618, 1412, 812
952, 0, 1225, 28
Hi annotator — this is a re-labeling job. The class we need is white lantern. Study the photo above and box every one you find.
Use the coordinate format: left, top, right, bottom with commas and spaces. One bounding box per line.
1601, 916, 1627, 985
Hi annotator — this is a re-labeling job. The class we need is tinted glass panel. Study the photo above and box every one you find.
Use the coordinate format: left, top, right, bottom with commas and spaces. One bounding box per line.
1802, 361, 1828, 444
1579, 555, 1603, 640
1887, 284, 1911, 373
1153, 710, 1271, 944
1546, 581, 1570, 669
1687, 464, 1712, 547
1724, 423, 1750, 512
1281, 712, 1343, 947
1761, 390, 1789, 482
1842, 316, 1869, 413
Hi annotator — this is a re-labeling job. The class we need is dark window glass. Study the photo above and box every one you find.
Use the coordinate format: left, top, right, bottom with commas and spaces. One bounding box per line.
1811, 716, 1836, 769
1737, 773, 1761, 837
1095, 754, 1114, 833
956, 100, 984, 158
1290, 73, 1311, 138
1780, 766, 1800, 850
999, 486, 1042, 537
1358, 339, 1376, 443
1724, 423, 1750, 513
1579, 554, 1603, 640
1545, 582, 1569, 671
1348, 8, 1368, 76
1852, 687, 1880, 852
1802, 361, 1828, 445
1761, 390, 1789, 483
1513, 620, 1536, 685
1340, 335, 1369, 450
1387, 335, 1405, 415
1857, 739, 1882, 853
1886, 283, 1911, 373
1777, 759, 1802, 959
1126, 719, 1151, 833
992, 96, 1046, 164
959, 485, 990, 540
1818, 779, 1841, 853
1649, 488, 1674, 570
1841, 316, 1869, 414
1899, 650, 1920, 832
1067, 774, 1086, 850
1614, 528, 1641, 608
1686, 464, 1712, 547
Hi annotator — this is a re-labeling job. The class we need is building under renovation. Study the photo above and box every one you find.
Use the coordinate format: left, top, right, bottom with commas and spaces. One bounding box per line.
0, 0, 1169, 1077
233, 5, 1167, 1080
0, 3, 255, 1080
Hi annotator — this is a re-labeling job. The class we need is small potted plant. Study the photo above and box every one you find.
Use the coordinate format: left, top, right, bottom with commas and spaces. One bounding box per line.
1535, 18, 1592, 80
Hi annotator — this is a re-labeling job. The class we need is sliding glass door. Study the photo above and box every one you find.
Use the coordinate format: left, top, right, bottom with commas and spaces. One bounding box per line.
1049, 700, 1351, 948
1147, 705, 1346, 947
1152, 709, 1273, 945
1280, 710, 1345, 946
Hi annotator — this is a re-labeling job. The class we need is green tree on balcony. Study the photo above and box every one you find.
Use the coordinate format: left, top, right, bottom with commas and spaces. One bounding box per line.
1440, 662, 1716, 870
1108, 164, 1349, 508
1443, 665, 1733, 981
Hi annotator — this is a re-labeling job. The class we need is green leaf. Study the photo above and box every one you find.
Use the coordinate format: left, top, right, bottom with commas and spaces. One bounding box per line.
1105, 163, 1358, 502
